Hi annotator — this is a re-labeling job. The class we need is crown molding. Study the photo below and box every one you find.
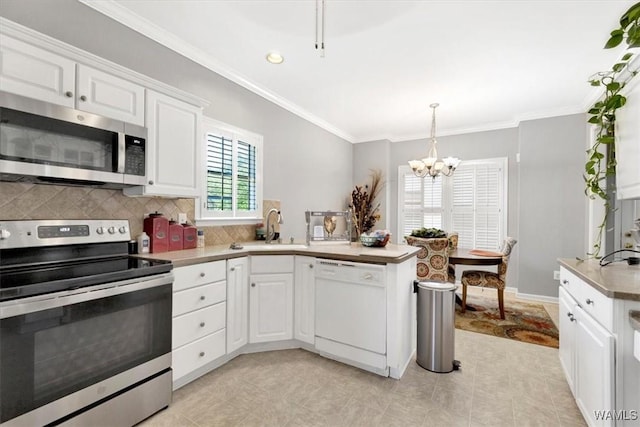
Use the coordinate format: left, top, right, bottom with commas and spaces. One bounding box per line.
78, 0, 355, 143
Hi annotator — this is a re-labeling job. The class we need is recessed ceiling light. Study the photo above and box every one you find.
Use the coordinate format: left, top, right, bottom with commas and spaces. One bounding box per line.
266, 52, 284, 64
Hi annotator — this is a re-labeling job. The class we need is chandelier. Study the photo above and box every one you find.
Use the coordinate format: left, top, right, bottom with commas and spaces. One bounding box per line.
408, 103, 461, 179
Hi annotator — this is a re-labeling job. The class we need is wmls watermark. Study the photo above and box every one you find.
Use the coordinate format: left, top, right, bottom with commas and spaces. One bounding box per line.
594, 410, 639, 421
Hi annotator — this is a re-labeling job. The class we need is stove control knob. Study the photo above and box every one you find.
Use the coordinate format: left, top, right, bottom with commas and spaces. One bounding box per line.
96, 227, 105, 235
107, 226, 116, 234
0, 228, 11, 240
119, 226, 127, 234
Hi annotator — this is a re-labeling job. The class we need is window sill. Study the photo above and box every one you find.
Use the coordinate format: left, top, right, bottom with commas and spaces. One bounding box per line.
195, 217, 262, 227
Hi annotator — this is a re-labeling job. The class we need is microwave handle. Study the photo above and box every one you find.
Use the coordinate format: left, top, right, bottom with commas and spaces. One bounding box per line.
117, 132, 126, 173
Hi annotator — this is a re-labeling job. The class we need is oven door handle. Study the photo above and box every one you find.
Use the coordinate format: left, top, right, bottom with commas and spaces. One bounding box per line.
0, 272, 173, 319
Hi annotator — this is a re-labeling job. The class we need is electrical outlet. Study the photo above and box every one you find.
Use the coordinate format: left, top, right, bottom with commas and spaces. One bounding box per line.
178, 213, 187, 224
553, 270, 560, 281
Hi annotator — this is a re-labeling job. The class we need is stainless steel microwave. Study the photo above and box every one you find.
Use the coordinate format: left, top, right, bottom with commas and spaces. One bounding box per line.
0, 92, 147, 188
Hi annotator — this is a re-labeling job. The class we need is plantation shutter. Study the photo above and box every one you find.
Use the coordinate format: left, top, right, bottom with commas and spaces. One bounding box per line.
399, 170, 443, 237
206, 133, 233, 211
450, 161, 503, 250
398, 159, 506, 248
202, 121, 262, 220
236, 139, 257, 211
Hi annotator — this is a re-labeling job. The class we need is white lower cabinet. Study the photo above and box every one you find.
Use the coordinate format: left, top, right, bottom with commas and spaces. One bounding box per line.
294, 256, 315, 345
249, 255, 294, 343
574, 305, 615, 427
170, 252, 418, 387
226, 257, 249, 353
249, 273, 293, 343
559, 268, 615, 427
172, 261, 226, 387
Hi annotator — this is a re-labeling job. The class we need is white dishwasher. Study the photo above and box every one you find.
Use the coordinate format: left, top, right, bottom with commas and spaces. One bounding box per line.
314, 259, 387, 373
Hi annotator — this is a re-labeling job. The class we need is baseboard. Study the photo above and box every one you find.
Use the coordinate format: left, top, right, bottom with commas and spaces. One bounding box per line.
515, 292, 558, 304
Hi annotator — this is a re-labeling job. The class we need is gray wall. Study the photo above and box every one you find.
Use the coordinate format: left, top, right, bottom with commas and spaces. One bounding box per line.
352, 140, 391, 231
518, 114, 588, 298
0, 0, 353, 240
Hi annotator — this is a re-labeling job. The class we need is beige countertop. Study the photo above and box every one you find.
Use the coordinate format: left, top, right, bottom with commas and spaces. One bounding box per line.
140, 242, 421, 268
558, 258, 640, 301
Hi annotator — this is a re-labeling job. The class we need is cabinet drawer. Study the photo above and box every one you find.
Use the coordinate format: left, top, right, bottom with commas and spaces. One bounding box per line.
173, 281, 226, 317
251, 255, 294, 274
560, 267, 613, 331
173, 261, 226, 291
574, 280, 613, 331
172, 329, 225, 381
173, 302, 226, 349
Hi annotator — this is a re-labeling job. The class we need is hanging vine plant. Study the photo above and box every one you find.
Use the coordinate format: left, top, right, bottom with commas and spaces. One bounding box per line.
585, 1, 640, 257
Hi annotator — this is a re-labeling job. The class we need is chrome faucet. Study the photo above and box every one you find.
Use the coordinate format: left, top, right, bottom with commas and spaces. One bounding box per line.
265, 209, 283, 243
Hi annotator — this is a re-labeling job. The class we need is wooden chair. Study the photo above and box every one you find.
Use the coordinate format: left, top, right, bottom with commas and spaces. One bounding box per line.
405, 236, 450, 282
460, 237, 518, 319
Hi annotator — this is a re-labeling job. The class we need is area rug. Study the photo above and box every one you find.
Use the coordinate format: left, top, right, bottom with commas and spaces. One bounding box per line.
455, 293, 559, 348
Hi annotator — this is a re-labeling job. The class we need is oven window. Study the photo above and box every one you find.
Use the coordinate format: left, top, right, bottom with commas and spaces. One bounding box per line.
0, 284, 171, 423
0, 107, 118, 172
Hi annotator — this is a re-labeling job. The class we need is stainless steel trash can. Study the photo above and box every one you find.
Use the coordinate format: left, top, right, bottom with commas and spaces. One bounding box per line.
414, 280, 460, 373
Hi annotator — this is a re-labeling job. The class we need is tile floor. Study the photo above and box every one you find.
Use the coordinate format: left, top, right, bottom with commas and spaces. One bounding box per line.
141, 291, 584, 427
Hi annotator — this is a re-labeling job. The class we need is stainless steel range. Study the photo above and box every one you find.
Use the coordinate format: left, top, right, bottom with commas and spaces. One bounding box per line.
0, 219, 173, 427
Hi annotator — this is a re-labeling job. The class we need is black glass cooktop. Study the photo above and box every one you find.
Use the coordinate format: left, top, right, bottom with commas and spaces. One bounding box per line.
0, 256, 172, 302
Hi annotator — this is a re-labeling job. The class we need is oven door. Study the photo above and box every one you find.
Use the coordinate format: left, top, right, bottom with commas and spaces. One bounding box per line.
0, 273, 172, 426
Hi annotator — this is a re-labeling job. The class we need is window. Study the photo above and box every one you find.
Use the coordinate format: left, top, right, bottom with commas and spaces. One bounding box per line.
198, 118, 263, 223
398, 157, 507, 250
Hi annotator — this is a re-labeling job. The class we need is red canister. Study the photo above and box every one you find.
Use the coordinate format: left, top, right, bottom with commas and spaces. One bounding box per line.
183, 223, 197, 249
169, 220, 184, 251
143, 212, 169, 253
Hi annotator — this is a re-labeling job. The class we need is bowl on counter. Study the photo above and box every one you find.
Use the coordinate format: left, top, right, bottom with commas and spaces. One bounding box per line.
360, 232, 390, 247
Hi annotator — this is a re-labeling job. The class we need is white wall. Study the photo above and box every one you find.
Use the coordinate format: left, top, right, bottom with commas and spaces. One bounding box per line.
0, 0, 354, 240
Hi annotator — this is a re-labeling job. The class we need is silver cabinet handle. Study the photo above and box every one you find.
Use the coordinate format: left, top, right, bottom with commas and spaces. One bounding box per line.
65, 91, 73, 97
79, 95, 87, 101
200, 322, 205, 327
148, 180, 154, 185
364, 273, 373, 280
200, 272, 205, 277
586, 299, 594, 305
200, 296, 206, 301
230, 267, 235, 271
309, 264, 314, 269
199, 351, 205, 357
567, 312, 575, 322
251, 283, 256, 287
562, 279, 569, 285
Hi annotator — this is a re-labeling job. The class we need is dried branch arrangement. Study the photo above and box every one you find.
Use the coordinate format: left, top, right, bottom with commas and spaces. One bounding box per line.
350, 169, 383, 236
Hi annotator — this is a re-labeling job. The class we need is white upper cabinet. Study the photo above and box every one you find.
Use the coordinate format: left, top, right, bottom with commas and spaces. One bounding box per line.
0, 35, 144, 126
0, 35, 75, 107
76, 65, 144, 126
124, 90, 201, 198
615, 75, 640, 199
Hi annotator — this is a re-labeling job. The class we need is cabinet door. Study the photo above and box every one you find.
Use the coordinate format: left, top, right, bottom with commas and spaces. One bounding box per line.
294, 256, 315, 345
574, 305, 615, 427
615, 76, 640, 199
76, 65, 144, 126
0, 35, 75, 107
227, 257, 249, 353
558, 286, 577, 393
249, 273, 293, 343
125, 90, 201, 197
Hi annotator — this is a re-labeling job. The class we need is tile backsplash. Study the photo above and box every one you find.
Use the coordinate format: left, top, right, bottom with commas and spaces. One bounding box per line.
0, 182, 278, 246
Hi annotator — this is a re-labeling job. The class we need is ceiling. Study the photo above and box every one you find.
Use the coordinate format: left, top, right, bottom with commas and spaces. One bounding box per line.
81, 0, 633, 143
